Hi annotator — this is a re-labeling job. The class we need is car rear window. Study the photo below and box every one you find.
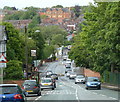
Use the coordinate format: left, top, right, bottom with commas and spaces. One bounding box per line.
87, 78, 99, 82
0, 86, 21, 94
23, 81, 36, 85
41, 79, 52, 83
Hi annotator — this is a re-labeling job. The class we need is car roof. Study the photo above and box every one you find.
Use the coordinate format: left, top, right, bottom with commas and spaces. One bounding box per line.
41, 77, 52, 80
0, 84, 18, 87
87, 77, 99, 78
25, 80, 36, 81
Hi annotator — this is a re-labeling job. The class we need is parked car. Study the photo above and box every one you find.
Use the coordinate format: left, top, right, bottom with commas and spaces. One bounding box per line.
40, 78, 55, 90
85, 77, 101, 90
0, 84, 27, 102
65, 68, 72, 73
22, 80, 41, 96
75, 75, 86, 84
69, 72, 76, 79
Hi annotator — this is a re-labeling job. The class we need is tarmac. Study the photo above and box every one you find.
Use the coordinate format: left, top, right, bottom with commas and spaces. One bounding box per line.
38, 62, 120, 91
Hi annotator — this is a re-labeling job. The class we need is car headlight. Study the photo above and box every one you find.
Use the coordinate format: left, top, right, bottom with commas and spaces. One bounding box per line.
98, 82, 101, 85
87, 82, 91, 86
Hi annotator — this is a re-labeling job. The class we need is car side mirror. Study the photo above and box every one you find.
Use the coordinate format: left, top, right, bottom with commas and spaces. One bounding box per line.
22, 90, 28, 96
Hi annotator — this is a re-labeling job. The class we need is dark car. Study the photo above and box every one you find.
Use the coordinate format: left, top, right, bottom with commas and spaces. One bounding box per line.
85, 77, 101, 90
22, 80, 41, 96
51, 74, 58, 80
0, 84, 27, 102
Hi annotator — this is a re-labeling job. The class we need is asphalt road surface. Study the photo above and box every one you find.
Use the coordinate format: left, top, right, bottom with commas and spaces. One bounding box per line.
26, 60, 119, 102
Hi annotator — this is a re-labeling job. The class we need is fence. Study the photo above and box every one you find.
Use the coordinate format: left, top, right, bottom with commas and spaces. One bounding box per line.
103, 71, 120, 85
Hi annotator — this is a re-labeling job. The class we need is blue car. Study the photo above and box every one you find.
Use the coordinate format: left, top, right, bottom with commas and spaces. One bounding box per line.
85, 77, 101, 90
0, 84, 27, 102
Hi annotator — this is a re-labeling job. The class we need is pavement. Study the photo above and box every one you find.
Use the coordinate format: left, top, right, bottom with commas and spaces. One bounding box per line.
102, 83, 120, 91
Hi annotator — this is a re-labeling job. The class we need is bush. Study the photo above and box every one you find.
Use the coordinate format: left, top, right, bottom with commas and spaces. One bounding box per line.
4, 60, 23, 79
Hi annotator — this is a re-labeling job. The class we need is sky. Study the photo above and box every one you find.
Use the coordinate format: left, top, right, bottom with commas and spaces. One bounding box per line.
1, 0, 94, 9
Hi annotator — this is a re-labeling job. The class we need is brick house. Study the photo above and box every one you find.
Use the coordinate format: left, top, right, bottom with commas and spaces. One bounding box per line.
39, 8, 72, 24
5, 20, 32, 29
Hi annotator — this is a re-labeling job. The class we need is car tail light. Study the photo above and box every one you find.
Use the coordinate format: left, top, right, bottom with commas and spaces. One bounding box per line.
21, 87, 24, 89
34, 86, 38, 88
14, 94, 23, 99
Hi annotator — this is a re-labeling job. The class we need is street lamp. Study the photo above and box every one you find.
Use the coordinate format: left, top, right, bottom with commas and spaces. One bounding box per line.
34, 30, 40, 84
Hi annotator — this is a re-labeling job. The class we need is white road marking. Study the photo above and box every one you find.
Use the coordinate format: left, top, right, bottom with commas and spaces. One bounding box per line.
76, 89, 79, 100
109, 97, 118, 100
34, 96, 42, 101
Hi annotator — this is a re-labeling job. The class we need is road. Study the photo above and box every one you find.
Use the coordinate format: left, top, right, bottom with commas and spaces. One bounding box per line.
26, 60, 119, 102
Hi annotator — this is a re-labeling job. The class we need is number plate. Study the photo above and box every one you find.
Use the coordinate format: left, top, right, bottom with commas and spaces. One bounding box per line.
26, 90, 33, 92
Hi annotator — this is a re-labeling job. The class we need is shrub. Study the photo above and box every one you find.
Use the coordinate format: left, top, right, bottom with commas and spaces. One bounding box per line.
4, 60, 23, 79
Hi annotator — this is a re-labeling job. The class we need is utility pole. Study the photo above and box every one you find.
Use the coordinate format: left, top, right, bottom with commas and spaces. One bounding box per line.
0, 25, 7, 84
25, 25, 28, 79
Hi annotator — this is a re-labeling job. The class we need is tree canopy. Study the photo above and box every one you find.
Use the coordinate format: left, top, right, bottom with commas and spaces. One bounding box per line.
69, 2, 120, 74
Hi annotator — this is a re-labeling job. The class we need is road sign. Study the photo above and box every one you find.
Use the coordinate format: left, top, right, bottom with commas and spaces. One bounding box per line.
34, 67, 38, 71
0, 54, 8, 63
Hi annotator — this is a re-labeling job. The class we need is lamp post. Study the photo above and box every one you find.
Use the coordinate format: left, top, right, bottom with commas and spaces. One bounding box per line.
35, 30, 40, 84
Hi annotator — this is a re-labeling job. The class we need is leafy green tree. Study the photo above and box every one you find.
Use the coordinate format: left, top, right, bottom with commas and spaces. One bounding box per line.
28, 14, 41, 29
69, 2, 120, 73
28, 28, 45, 60
43, 45, 55, 60
4, 60, 23, 79
52, 5, 63, 8
2, 22, 25, 61
51, 34, 64, 46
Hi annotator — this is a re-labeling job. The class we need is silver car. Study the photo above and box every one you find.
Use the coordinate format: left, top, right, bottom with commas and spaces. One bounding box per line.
75, 75, 86, 84
69, 72, 76, 79
40, 78, 55, 90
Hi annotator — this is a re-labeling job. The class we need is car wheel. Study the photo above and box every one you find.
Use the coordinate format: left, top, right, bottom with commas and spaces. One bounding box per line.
86, 87, 88, 90
75, 82, 77, 84
52, 88, 54, 90
37, 92, 41, 96
41, 89, 43, 91
98, 86, 101, 90
83, 82, 85, 84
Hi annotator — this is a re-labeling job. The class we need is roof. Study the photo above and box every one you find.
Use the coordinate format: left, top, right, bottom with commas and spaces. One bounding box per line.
24, 80, 36, 82
0, 84, 18, 86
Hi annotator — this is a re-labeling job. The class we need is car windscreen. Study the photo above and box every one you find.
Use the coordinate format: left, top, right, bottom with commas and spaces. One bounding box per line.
77, 76, 84, 78
41, 79, 52, 83
87, 78, 99, 82
0, 86, 21, 94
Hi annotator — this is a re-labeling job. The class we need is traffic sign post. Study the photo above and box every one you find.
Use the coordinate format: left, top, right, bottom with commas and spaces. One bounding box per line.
0, 53, 8, 64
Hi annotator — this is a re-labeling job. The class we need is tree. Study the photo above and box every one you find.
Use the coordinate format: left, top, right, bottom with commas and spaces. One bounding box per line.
52, 5, 63, 8
69, 2, 120, 73
28, 28, 45, 60
2, 22, 25, 61
4, 60, 23, 79
51, 34, 64, 46
28, 14, 41, 28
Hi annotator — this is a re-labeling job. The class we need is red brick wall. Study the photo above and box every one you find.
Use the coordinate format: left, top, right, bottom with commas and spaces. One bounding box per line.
84, 68, 101, 78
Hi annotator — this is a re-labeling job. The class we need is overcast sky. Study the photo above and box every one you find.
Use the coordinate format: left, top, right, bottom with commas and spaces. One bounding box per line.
1, 0, 94, 9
